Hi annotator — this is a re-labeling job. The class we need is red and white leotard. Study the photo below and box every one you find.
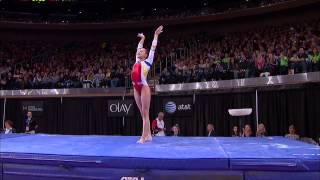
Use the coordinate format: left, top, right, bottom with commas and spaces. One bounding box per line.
131, 43, 155, 94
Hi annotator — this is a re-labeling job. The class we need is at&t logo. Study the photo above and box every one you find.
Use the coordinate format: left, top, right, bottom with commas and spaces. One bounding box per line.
165, 101, 176, 114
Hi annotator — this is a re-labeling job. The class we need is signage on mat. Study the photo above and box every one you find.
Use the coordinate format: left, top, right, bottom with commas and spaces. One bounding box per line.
163, 97, 193, 117
120, 177, 144, 180
108, 100, 134, 117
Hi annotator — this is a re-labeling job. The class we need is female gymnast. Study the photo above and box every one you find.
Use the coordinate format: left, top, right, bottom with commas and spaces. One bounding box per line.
131, 25, 163, 144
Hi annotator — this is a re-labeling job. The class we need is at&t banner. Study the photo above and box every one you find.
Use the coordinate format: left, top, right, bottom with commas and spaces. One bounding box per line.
162, 97, 193, 117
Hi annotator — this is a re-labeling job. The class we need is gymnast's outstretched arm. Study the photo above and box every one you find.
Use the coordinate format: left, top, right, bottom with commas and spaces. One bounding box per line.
136, 33, 145, 49
146, 25, 164, 64
135, 33, 145, 62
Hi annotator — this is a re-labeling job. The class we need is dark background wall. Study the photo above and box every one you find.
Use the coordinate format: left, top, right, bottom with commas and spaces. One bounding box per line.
258, 86, 320, 139
1, 85, 319, 140
0, 2, 319, 41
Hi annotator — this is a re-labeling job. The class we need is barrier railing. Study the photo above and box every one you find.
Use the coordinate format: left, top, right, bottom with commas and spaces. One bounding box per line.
1, 72, 319, 98
156, 72, 320, 93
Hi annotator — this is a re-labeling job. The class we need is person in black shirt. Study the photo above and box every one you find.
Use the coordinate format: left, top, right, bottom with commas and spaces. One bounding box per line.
207, 123, 216, 137
24, 111, 38, 134
170, 124, 181, 137
231, 125, 240, 137
295, 47, 308, 73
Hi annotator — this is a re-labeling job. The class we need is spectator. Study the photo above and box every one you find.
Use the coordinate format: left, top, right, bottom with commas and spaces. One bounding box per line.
207, 123, 216, 137
308, 47, 320, 71
242, 124, 253, 137
152, 112, 166, 136
2, 120, 16, 134
295, 47, 308, 73
93, 69, 105, 87
24, 111, 38, 134
279, 51, 289, 75
231, 125, 240, 137
285, 124, 300, 140
256, 123, 267, 137
171, 124, 181, 136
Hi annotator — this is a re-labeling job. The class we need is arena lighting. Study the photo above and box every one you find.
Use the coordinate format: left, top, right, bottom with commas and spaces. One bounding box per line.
228, 108, 252, 116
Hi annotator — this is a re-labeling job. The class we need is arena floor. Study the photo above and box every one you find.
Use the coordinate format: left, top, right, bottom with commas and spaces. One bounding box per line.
0, 134, 319, 180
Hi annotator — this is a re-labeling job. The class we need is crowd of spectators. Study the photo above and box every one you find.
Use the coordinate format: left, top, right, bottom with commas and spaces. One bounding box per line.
0, 18, 319, 90
0, 41, 135, 89
159, 19, 320, 84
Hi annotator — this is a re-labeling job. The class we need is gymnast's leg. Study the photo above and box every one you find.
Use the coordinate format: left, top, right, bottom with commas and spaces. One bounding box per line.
133, 87, 146, 143
139, 85, 152, 143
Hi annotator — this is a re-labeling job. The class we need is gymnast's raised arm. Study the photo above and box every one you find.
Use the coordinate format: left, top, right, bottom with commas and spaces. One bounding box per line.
136, 33, 145, 50
147, 25, 164, 64
151, 25, 163, 51
135, 33, 145, 61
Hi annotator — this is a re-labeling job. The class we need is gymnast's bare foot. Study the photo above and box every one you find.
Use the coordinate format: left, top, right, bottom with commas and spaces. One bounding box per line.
145, 134, 152, 142
137, 137, 146, 144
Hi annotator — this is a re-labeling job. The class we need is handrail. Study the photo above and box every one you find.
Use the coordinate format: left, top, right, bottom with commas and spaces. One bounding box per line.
1, 72, 319, 98
155, 72, 320, 93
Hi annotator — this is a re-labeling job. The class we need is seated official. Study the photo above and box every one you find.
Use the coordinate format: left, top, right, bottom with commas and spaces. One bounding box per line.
207, 123, 216, 137
152, 112, 166, 136
24, 111, 38, 134
231, 126, 240, 137
170, 124, 181, 137
2, 120, 16, 134
256, 123, 267, 137
242, 124, 253, 137
285, 124, 300, 140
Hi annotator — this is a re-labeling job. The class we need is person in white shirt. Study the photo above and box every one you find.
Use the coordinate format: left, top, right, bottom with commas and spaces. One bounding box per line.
2, 120, 16, 134
152, 112, 166, 136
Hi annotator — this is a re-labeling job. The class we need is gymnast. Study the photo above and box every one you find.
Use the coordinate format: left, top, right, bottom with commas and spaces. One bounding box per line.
131, 25, 163, 144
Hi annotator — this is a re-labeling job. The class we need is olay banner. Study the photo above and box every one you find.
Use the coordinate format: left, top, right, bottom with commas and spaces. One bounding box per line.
108, 100, 134, 117
21, 101, 44, 116
162, 97, 193, 117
